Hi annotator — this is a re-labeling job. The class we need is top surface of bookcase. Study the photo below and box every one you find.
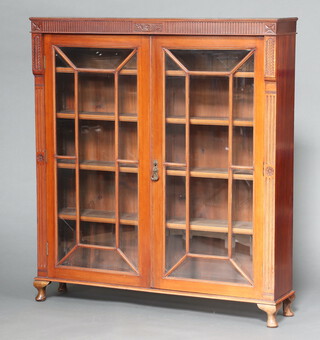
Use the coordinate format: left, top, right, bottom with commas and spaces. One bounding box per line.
29, 17, 297, 36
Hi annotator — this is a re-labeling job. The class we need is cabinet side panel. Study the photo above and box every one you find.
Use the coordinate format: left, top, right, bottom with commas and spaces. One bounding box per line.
274, 34, 296, 299
33, 33, 48, 277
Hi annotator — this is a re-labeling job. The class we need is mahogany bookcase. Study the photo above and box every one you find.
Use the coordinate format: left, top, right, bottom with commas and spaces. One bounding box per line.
30, 17, 297, 327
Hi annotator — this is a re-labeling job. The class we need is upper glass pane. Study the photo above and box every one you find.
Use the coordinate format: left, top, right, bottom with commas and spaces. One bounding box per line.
168, 50, 251, 72
59, 47, 133, 69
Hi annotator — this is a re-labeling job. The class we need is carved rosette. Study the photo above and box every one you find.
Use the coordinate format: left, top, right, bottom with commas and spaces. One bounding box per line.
264, 165, 275, 177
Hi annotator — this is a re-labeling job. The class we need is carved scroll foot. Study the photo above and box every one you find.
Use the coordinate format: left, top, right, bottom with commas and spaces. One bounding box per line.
257, 303, 281, 328
283, 294, 295, 317
58, 282, 67, 293
33, 280, 51, 302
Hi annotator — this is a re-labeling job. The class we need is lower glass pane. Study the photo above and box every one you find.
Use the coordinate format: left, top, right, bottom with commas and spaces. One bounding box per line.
60, 247, 134, 273
58, 219, 76, 261
119, 122, 137, 160
56, 119, 75, 156
232, 234, 253, 281
80, 222, 115, 247
58, 168, 76, 215
233, 127, 253, 166
80, 170, 115, 218
168, 257, 248, 284
190, 232, 228, 256
119, 224, 138, 269
166, 124, 186, 164
165, 229, 186, 272
166, 175, 186, 224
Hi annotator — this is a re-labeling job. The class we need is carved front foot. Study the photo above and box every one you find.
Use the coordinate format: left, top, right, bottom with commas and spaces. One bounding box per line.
58, 282, 67, 293
33, 280, 50, 302
283, 294, 295, 317
257, 303, 281, 328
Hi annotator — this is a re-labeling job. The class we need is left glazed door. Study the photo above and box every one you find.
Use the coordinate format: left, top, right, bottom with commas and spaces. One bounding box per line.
44, 35, 151, 287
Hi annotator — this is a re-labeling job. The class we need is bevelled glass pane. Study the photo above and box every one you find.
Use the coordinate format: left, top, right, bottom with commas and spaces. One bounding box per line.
58, 219, 76, 261
119, 75, 137, 116
165, 54, 181, 70
79, 120, 115, 164
233, 127, 253, 166
190, 178, 228, 222
59, 48, 133, 69
119, 122, 137, 160
58, 168, 76, 214
232, 234, 253, 281
190, 232, 228, 256
56, 119, 75, 156
56, 73, 74, 113
122, 54, 137, 70
79, 74, 114, 114
232, 177, 253, 232
190, 76, 229, 118
233, 77, 254, 120
166, 76, 185, 118
60, 247, 133, 272
80, 222, 115, 247
166, 229, 186, 272
238, 55, 254, 72
169, 50, 250, 72
166, 175, 186, 223
119, 173, 138, 221
80, 171, 115, 217
190, 125, 228, 171
168, 257, 248, 284
120, 224, 138, 268
166, 124, 185, 164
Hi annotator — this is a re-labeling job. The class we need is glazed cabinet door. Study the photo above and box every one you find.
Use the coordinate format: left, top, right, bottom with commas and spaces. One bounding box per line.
44, 35, 151, 287
152, 36, 265, 299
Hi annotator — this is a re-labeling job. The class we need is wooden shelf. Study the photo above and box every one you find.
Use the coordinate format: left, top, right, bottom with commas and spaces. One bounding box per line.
166, 218, 253, 235
56, 111, 137, 122
57, 160, 138, 173
58, 208, 138, 225
56, 67, 137, 76
166, 116, 253, 127
166, 167, 253, 180
165, 70, 254, 78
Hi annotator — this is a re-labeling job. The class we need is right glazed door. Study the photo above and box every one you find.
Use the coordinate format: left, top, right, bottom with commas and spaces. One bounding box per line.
152, 36, 265, 298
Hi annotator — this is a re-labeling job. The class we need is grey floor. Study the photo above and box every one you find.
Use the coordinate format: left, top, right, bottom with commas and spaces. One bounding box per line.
0, 268, 319, 340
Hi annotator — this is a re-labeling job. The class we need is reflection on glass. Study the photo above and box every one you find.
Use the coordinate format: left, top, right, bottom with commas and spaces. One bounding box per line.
59, 48, 133, 69
169, 50, 250, 71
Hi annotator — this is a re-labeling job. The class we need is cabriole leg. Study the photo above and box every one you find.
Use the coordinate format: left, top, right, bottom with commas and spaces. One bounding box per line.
257, 303, 281, 328
33, 280, 51, 302
58, 282, 67, 293
283, 294, 295, 317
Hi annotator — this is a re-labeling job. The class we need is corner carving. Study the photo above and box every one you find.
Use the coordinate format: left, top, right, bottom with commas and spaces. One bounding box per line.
32, 33, 43, 74
265, 37, 276, 78
32, 21, 42, 31
264, 23, 276, 34
134, 23, 163, 32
